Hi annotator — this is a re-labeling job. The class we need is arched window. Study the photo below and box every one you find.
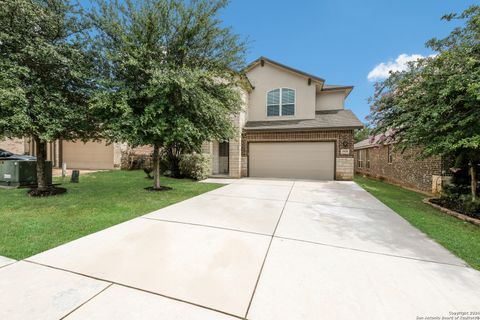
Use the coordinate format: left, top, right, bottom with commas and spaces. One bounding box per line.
267, 88, 295, 117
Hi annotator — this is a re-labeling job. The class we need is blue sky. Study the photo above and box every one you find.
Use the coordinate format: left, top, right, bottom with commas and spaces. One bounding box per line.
220, 0, 476, 123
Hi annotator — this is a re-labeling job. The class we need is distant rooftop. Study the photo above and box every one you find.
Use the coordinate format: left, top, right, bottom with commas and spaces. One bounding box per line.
354, 133, 394, 149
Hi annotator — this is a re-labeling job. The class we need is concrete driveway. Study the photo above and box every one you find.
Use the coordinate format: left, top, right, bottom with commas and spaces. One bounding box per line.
1, 178, 479, 319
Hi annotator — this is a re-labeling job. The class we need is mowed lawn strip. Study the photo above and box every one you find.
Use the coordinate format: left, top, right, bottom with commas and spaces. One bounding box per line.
355, 175, 480, 271
0, 170, 223, 260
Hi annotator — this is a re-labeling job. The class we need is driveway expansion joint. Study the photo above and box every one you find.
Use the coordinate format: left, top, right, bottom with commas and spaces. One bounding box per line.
0, 260, 17, 270
273, 235, 470, 268
140, 216, 272, 237
286, 199, 392, 212
203, 193, 288, 202
22, 260, 246, 319
244, 181, 296, 319
59, 283, 114, 320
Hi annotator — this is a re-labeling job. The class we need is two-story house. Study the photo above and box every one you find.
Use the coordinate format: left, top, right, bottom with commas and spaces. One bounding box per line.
17, 57, 363, 180
203, 57, 363, 180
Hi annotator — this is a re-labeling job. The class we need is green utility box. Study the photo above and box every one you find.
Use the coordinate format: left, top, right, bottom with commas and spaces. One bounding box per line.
0, 160, 52, 187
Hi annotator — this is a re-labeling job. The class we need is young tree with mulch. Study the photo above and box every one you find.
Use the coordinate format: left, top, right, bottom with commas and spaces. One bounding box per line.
368, 6, 480, 201
91, 0, 247, 190
0, 0, 100, 196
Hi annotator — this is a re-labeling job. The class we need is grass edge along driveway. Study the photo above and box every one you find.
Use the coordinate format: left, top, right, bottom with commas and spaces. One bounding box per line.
355, 175, 480, 271
0, 170, 223, 260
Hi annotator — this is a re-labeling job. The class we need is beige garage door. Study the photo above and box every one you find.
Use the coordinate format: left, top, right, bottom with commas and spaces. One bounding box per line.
63, 140, 114, 170
249, 142, 335, 180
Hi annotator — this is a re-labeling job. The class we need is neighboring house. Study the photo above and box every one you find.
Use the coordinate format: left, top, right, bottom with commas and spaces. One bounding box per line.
0, 138, 26, 155
202, 57, 363, 180
25, 139, 150, 170
354, 135, 448, 193
19, 57, 363, 180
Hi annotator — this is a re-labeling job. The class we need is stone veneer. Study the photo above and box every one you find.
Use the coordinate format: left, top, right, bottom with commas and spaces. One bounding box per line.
241, 129, 355, 180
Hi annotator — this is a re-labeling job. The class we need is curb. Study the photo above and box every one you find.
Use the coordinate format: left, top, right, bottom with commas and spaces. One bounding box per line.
423, 198, 480, 226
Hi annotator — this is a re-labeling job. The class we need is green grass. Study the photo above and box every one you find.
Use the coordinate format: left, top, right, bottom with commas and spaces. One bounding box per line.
0, 170, 223, 260
355, 175, 480, 270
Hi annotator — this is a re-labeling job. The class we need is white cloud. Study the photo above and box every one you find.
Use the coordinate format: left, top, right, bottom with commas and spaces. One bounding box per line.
367, 53, 433, 82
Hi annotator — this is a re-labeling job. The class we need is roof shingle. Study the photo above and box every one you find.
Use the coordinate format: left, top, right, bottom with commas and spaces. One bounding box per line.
244, 109, 363, 131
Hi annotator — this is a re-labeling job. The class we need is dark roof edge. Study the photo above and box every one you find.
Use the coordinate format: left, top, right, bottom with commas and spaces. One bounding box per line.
243, 125, 363, 132
244, 56, 325, 83
322, 85, 354, 91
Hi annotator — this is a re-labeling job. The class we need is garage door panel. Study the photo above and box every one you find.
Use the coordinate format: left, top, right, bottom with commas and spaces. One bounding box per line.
63, 140, 114, 170
249, 142, 334, 180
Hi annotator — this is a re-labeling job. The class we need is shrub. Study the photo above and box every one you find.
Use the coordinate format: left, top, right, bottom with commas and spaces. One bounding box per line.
153, 148, 176, 177
436, 184, 480, 219
179, 153, 211, 180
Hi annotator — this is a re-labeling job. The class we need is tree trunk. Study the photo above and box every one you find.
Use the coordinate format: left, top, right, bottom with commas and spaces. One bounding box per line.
35, 138, 48, 191
167, 146, 182, 178
470, 161, 477, 201
152, 143, 161, 189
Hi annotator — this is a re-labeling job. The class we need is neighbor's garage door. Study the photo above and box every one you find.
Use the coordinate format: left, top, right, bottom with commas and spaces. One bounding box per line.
62, 140, 114, 170
249, 142, 335, 180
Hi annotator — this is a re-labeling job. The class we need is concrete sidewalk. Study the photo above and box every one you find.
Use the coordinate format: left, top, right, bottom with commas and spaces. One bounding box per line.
1, 178, 479, 319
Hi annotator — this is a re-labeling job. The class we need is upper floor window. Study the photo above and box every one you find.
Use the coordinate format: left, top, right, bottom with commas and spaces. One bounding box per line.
267, 88, 295, 117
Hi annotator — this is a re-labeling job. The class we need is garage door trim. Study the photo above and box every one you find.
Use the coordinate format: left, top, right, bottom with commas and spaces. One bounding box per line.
247, 140, 337, 180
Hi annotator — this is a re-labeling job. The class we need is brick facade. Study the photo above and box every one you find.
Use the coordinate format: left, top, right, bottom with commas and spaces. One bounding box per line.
355, 144, 443, 193
241, 129, 355, 180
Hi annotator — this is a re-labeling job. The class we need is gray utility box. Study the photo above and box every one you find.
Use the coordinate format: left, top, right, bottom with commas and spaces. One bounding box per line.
0, 160, 52, 187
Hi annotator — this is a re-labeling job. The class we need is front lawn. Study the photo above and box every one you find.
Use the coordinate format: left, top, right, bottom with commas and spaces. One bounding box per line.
355, 175, 480, 270
0, 170, 223, 260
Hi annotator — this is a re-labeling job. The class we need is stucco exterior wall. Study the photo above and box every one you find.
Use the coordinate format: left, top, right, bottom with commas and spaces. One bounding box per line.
246, 63, 316, 122
0, 138, 25, 154
315, 91, 345, 111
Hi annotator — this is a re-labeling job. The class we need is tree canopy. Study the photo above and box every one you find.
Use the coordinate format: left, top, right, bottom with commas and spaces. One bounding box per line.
0, 0, 99, 192
368, 5, 480, 199
91, 0, 247, 189
354, 126, 372, 143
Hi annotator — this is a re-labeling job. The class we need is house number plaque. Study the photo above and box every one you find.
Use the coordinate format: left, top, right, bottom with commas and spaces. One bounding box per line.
340, 149, 350, 155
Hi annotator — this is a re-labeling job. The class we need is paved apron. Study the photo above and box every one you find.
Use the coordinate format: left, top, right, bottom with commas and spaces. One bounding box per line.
1, 178, 479, 319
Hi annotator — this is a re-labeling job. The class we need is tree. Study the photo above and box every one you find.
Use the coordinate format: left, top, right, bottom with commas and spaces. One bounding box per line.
0, 0, 99, 194
91, 0, 247, 190
368, 6, 480, 200
354, 125, 372, 143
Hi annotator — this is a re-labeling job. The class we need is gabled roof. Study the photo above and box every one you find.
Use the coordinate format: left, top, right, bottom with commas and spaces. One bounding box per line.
244, 109, 363, 131
244, 57, 354, 95
244, 56, 325, 83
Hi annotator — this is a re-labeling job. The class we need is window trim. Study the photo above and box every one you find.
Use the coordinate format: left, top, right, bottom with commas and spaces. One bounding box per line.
266, 88, 296, 117
357, 150, 364, 168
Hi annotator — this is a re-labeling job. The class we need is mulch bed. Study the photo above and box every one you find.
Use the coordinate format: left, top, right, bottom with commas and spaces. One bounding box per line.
144, 186, 172, 192
28, 187, 67, 197
424, 198, 480, 226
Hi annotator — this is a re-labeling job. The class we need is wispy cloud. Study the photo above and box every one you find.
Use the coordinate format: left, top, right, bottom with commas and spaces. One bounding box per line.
367, 53, 433, 82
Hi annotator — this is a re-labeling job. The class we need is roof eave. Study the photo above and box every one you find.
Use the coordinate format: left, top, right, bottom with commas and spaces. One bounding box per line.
321, 86, 354, 97
244, 125, 363, 132
244, 56, 326, 83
